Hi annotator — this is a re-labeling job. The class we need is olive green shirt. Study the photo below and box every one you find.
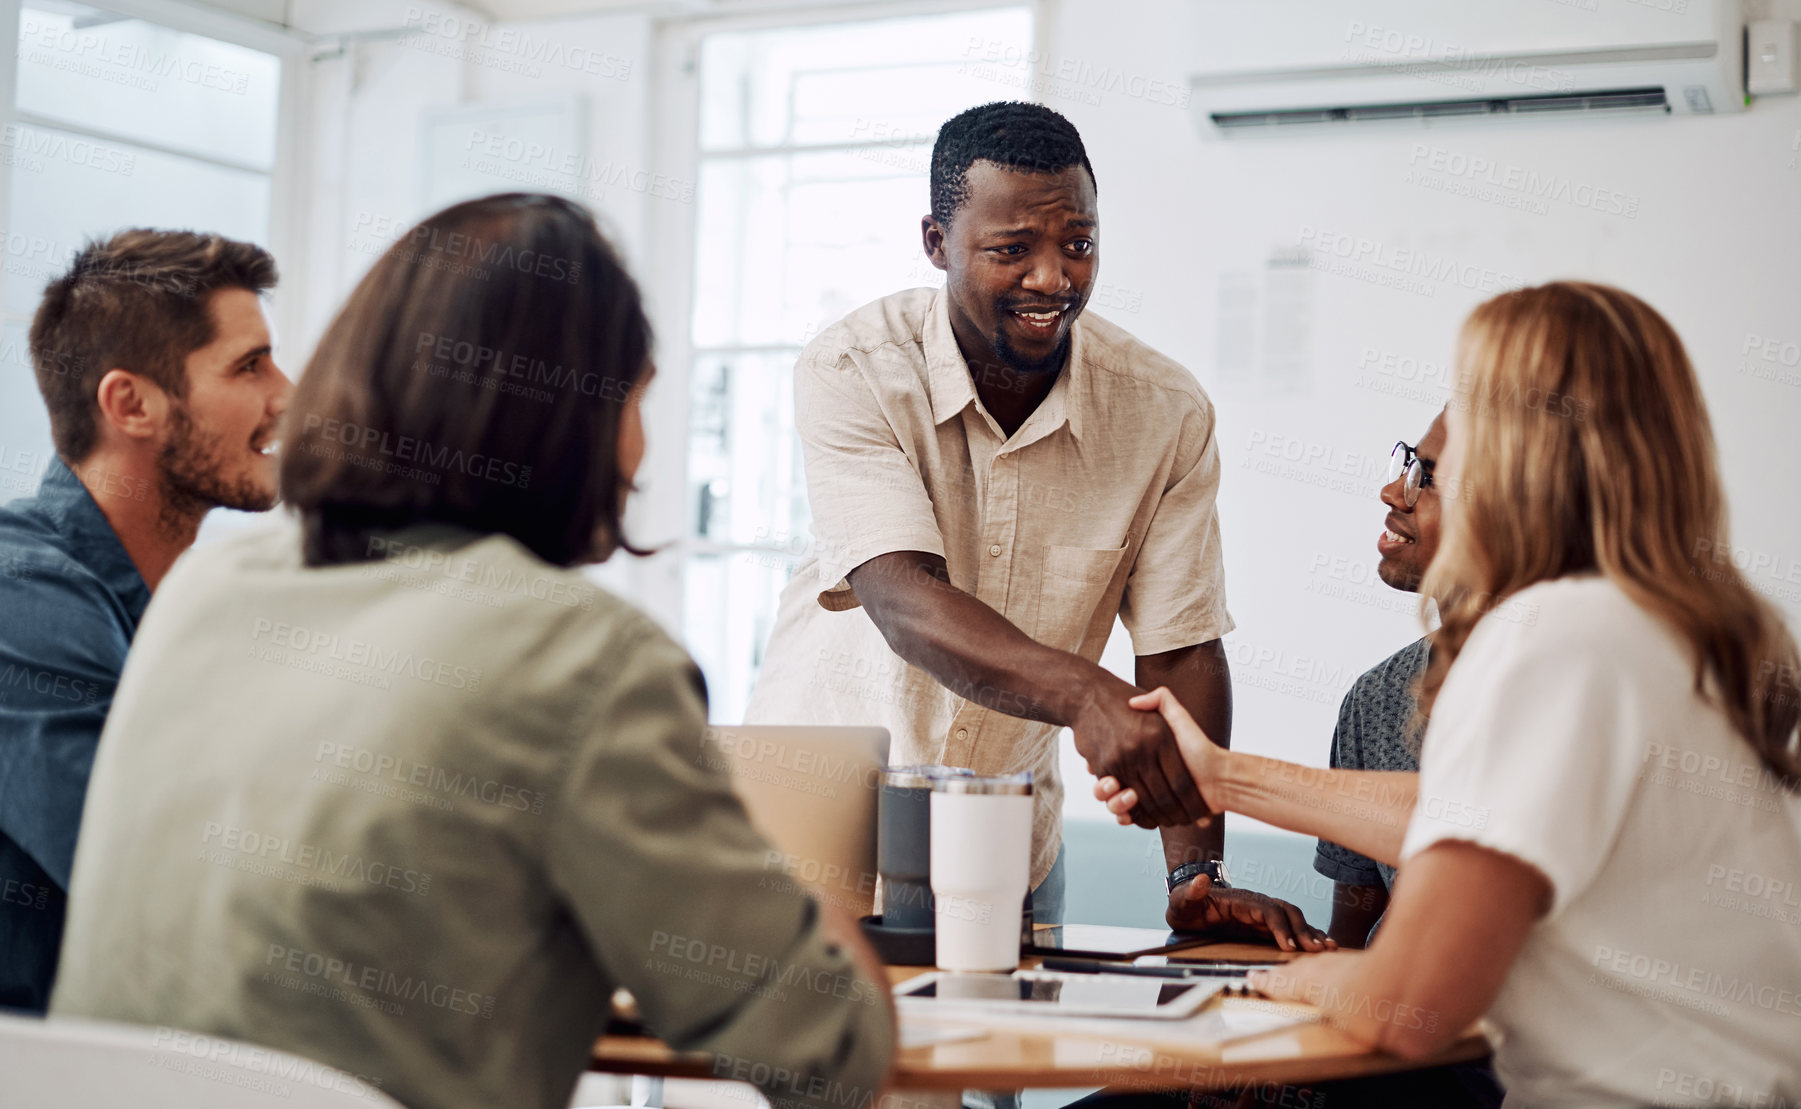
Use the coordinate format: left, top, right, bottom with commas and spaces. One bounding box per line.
51, 520, 892, 1109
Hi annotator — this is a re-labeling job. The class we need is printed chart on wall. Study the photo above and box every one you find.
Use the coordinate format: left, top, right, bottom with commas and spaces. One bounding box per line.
1216, 247, 1315, 393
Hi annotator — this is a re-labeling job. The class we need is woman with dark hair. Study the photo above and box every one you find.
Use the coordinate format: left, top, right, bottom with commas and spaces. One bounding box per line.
280, 193, 651, 568
51, 195, 894, 1109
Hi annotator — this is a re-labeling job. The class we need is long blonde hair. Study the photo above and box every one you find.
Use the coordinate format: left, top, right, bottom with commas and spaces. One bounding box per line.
1419, 282, 1800, 786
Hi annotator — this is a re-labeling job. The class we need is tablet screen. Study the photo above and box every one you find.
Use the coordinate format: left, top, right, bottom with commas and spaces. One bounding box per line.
1025, 925, 1187, 959
900, 972, 1198, 1011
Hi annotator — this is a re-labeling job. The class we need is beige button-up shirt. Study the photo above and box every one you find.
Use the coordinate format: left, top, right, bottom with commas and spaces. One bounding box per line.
746, 288, 1233, 888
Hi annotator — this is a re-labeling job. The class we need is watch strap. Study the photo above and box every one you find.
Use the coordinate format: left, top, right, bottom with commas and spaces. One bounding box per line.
1167, 860, 1231, 892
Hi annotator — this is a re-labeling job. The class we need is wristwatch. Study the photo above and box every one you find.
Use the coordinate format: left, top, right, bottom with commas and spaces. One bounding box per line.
1167, 859, 1231, 892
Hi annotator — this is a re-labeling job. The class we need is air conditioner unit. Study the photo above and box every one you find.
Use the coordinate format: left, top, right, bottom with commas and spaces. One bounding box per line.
1188, 0, 1745, 134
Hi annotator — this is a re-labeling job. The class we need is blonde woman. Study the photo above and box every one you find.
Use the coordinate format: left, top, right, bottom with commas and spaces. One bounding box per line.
1100, 282, 1801, 1107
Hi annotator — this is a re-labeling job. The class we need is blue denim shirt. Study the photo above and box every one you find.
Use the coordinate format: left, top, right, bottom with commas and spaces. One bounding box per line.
0, 457, 148, 1012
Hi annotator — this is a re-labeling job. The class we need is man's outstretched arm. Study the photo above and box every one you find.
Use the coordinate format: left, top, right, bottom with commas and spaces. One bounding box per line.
848, 550, 1207, 828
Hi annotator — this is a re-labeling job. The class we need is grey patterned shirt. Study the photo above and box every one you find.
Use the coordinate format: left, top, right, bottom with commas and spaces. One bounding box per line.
1313, 636, 1429, 891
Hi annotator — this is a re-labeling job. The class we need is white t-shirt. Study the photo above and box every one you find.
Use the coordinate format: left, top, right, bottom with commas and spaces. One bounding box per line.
1401, 576, 1801, 1109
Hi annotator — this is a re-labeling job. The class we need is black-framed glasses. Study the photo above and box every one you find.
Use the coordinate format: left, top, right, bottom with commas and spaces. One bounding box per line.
1387, 441, 1436, 507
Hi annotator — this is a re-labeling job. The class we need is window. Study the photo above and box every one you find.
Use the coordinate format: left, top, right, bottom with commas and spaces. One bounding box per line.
681, 7, 1034, 722
0, 0, 282, 504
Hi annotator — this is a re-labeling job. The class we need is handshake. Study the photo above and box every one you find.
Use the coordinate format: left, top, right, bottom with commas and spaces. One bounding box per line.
1070, 680, 1333, 951
1071, 684, 1225, 830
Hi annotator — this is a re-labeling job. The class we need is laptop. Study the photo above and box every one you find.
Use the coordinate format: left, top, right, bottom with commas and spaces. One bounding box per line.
701, 725, 891, 918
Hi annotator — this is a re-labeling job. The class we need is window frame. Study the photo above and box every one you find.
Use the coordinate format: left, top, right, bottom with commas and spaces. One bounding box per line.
0, 0, 308, 352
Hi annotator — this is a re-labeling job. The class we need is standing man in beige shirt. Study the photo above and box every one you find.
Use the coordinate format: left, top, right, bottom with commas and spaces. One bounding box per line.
747, 102, 1325, 947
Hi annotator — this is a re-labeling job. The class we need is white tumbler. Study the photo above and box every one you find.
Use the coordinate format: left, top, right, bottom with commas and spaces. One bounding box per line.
929, 773, 1034, 972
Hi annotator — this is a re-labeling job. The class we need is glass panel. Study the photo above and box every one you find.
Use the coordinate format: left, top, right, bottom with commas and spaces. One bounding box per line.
688, 350, 810, 549
16, 2, 282, 169
4, 123, 272, 316
683, 551, 798, 724
690, 150, 946, 350
699, 8, 1034, 151
0, 320, 54, 503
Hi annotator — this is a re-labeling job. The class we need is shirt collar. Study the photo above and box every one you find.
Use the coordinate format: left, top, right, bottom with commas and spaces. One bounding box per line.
39, 456, 151, 621
923, 287, 1085, 445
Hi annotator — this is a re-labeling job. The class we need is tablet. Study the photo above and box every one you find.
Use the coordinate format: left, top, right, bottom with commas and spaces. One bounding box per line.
893, 969, 1229, 1020
1023, 925, 1195, 960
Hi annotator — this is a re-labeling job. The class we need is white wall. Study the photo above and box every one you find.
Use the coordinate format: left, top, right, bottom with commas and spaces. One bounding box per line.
1035, 0, 1801, 799
290, 8, 680, 609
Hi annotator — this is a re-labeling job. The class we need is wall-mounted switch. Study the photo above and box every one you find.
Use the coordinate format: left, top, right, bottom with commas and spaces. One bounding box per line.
1747, 19, 1799, 97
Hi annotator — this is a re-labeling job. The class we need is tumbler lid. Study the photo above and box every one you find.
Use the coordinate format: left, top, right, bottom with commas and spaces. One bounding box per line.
930, 771, 1033, 796
882, 764, 974, 790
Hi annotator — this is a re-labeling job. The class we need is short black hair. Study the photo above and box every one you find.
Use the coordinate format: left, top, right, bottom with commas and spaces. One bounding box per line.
929, 101, 1096, 226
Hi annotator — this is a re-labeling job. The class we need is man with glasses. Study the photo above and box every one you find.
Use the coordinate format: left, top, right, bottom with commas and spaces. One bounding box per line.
1313, 409, 1448, 949
1302, 408, 1503, 1109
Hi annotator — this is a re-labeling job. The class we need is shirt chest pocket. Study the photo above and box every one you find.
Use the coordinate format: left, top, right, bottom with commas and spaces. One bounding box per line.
1032, 542, 1129, 653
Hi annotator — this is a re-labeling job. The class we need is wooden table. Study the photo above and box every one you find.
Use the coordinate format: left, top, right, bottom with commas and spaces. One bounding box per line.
592, 939, 1489, 1103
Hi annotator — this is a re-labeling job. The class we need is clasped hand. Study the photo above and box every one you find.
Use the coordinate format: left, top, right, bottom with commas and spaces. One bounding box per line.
1092, 687, 1332, 951
1071, 681, 1216, 828
1083, 686, 1224, 828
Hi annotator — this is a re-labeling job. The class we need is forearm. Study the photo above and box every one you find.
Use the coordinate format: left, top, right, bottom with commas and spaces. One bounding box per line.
1159, 821, 1223, 870
1144, 641, 1232, 870
1271, 844, 1542, 1059
849, 553, 1102, 726
1271, 951, 1449, 1056
1326, 882, 1388, 949
1211, 755, 1417, 867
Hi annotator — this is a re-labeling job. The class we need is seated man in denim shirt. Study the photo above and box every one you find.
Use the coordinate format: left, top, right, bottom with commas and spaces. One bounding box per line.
0, 230, 289, 1011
